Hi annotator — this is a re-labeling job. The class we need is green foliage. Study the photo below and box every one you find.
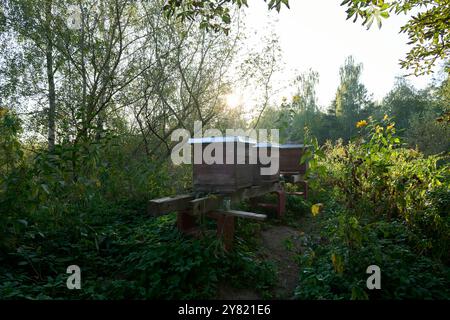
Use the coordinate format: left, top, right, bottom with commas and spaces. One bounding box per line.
333, 56, 372, 140
406, 107, 450, 155
295, 115, 450, 299
0, 108, 23, 167
0, 108, 32, 253
0, 197, 276, 299
258, 59, 448, 155
296, 214, 450, 299
1, 1, 448, 300
163, 0, 289, 34
381, 77, 429, 130
341, 0, 450, 75
0, 116, 277, 299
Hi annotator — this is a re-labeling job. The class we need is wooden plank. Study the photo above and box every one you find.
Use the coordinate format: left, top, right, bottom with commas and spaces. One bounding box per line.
190, 182, 281, 215
232, 182, 281, 203
190, 196, 222, 216
282, 173, 305, 183
256, 203, 277, 209
287, 191, 305, 196
215, 210, 267, 221
148, 182, 282, 217
148, 194, 194, 217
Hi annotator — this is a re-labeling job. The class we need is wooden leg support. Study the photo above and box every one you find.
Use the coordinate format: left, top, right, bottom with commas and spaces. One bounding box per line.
177, 209, 236, 249
249, 197, 260, 211
299, 180, 308, 200
177, 210, 197, 234
287, 180, 309, 200
249, 192, 286, 218
216, 214, 235, 252
274, 190, 286, 218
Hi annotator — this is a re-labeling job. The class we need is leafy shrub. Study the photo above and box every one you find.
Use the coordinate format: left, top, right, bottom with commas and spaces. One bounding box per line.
1, 208, 277, 299
296, 116, 450, 299
296, 211, 450, 300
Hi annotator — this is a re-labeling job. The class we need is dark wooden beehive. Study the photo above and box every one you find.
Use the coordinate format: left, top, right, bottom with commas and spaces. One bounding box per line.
189, 136, 255, 193
252, 143, 280, 185
279, 144, 309, 174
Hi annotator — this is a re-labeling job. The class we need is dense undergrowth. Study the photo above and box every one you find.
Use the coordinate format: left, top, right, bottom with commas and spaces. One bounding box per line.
295, 117, 450, 299
1, 109, 449, 299
0, 205, 276, 299
0, 110, 276, 299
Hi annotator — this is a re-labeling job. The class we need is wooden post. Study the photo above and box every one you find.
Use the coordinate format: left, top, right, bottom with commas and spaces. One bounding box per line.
216, 214, 235, 252
249, 197, 259, 210
177, 210, 197, 233
274, 190, 286, 218
208, 211, 236, 251
299, 180, 308, 200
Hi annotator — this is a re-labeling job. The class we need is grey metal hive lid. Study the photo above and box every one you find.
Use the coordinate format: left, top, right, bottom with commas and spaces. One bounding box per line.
188, 136, 257, 144
252, 142, 281, 148
279, 143, 311, 148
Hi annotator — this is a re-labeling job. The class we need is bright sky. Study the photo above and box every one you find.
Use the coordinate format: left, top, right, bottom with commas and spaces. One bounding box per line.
229, 0, 439, 113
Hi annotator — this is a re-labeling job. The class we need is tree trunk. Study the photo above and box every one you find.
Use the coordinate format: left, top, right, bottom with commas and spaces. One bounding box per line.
45, 0, 56, 151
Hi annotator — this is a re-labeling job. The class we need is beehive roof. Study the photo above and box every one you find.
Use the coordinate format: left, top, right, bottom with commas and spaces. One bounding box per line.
279, 143, 310, 149
252, 142, 281, 148
188, 136, 257, 144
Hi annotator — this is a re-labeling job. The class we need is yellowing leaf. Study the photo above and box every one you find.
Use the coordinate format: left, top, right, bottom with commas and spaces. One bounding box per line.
331, 253, 344, 274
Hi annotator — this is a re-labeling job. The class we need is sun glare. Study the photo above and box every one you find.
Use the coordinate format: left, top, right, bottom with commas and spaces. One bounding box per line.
226, 92, 242, 109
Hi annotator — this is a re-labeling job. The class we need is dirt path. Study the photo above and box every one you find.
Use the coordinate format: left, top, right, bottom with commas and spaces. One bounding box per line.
217, 222, 306, 300
260, 225, 304, 299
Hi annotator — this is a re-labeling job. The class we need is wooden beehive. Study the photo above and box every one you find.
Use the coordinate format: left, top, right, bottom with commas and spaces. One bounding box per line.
279, 143, 309, 174
189, 136, 256, 193
252, 142, 280, 185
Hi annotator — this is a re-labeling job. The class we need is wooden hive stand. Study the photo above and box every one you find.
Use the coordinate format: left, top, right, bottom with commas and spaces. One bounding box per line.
148, 182, 285, 251
147, 140, 312, 251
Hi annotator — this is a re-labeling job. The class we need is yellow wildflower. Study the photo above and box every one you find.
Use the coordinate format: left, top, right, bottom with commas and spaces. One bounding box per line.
387, 123, 395, 131
292, 95, 300, 103
311, 203, 324, 217
375, 125, 383, 133
383, 114, 389, 121
356, 120, 368, 128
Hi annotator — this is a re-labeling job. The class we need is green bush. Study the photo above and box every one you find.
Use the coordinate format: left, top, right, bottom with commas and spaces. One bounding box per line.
296, 212, 450, 300
296, 116, 450, 299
